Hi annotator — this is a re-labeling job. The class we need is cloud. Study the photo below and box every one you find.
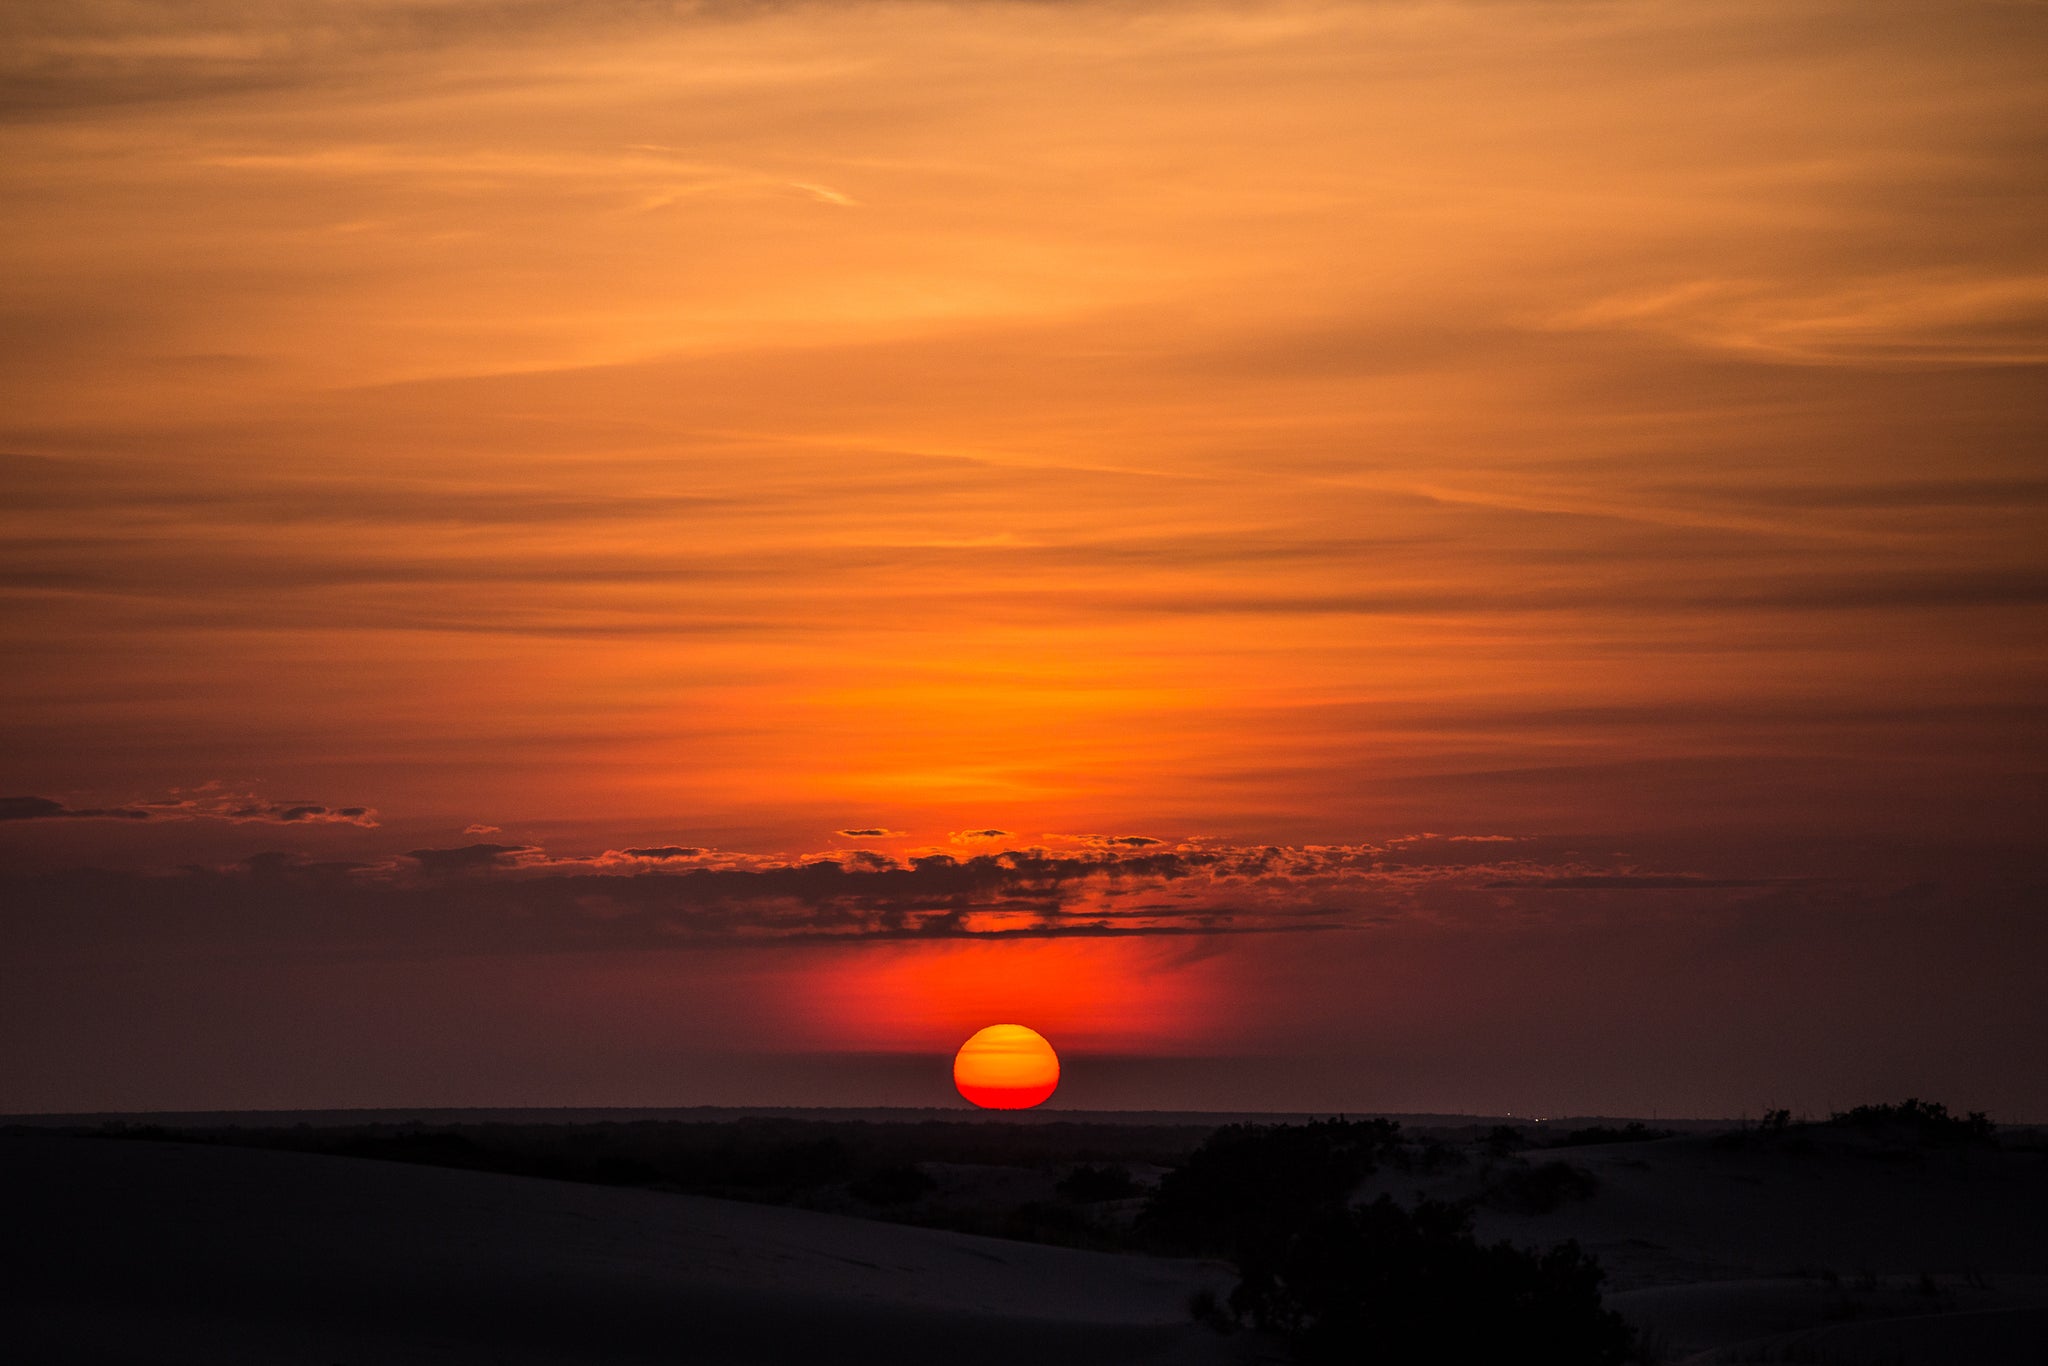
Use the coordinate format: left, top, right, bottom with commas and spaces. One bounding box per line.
1093, 569, 2048, 619
0, 795, 150, 821
1482, 874, 1778, 891
1649, 477, 2048, 512
0, 0, 653, 118
0, 789, 375, 826
0, 827, 1814, 962
0, 841, 1347, 956
834, 828, 899, 839
842, 850, 898, 871
403, 843, 537, 872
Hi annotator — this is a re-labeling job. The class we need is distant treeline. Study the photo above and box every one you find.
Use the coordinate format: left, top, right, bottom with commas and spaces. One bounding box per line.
1715, 1097, 2001, 1152
79, 1114, 1212, 1174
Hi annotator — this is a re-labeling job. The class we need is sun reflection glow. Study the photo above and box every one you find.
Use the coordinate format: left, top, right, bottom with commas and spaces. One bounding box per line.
787, 938, 1228, 1055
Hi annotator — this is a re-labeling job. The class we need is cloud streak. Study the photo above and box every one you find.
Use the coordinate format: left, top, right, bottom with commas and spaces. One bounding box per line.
1, 788, 376, 826
0, 830, 1814, 961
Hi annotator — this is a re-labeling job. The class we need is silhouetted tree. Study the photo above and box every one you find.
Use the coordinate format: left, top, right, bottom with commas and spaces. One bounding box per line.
1553, 1121, 1669, 1148
1234, 1196, 1633, 1366
1480, 1123, 1529, 1156
849, 1163, 935, 1204
1139, 1119, 1397, 1263
1147, 1121, 1633, 1364
1830, 1098, 1994, 1144
1479, 1159, 1600, 1215
1056, 1163, 1140, 1202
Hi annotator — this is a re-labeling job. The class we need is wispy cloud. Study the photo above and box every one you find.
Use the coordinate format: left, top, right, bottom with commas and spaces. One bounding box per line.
0, 828, 1811, 956
0, 796, 149, 822
2, 786, 376, 826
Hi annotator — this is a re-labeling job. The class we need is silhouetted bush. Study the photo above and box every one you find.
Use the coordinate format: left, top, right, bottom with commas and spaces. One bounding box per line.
849, 1163, 935, 1204
1479, 1123, 1530, 1155
1711, 1116, 1813, 1154
1139, 1119, 1398, 1260
337, 1129, 488, 1166
998, 1199, 1098, 1244
1056, 1163, 1139, 1202
1408, 1138, 1469, 1173
1829, 1099, 1994, 1145
1187, 1287, 1233, 1333
1144, 1119, 1626, 1360
1553, 1122, 1671, 1148
1230, 1196, 1633, 1366
1479, 1159, 1601, 1215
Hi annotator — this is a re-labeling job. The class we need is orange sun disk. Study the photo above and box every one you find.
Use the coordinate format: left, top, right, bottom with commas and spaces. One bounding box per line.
953, 1024, 1060, 1109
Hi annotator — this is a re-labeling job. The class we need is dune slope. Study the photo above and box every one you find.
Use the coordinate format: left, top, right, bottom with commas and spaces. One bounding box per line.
1, 1135, 1235, 1366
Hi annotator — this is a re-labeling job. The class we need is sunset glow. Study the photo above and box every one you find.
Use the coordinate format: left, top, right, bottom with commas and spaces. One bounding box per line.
791, 937, 1229, 1056
1, 0, 2043, 1119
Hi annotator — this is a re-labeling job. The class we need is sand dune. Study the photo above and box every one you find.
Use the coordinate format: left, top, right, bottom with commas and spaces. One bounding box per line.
2, 1135, 1239, 1366
1468, 1134, 2048, 1286
14, 1124, 2047, 1364
1366, 1130, 2048, 1364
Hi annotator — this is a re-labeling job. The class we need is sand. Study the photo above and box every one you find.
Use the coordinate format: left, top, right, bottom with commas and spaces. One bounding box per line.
1364, 1129, 2048, 1364
2, 1134, 1241, 1366
13, 1122, 2047, 1364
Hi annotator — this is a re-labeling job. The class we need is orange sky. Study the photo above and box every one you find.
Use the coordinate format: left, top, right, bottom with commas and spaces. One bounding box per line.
2, 1, 2044, 1117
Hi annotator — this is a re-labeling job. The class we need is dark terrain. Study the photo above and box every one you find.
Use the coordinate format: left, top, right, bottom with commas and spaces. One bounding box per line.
6, 1104, 2045, 1364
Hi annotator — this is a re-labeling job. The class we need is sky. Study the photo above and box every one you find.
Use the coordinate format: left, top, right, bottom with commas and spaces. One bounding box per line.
3, 0, 2044, 1118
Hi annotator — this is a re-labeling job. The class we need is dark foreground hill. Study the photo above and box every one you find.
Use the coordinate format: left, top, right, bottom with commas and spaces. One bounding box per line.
1360, 1121, 2048, 1363
10, 1108, 2048, 1365
1, 1133, 1242, 1366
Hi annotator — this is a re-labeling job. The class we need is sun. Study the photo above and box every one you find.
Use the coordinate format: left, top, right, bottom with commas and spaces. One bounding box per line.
953, 1024, 1060, 1109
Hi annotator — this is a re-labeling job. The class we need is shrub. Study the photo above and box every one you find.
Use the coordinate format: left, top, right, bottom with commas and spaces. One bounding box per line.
1480, 1159, 1601, 1215
1153, 1120, 1632, 1363
1829, 1099, 1994, 1145
1057, 1163, 1140, 1203
1231, 1196, 1633, 1366
1553, 1122, 1671, 1148
849, 1163, 934, 1204
1139, 1119, 1398, 1260
1480, 1123, 1530, 1155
